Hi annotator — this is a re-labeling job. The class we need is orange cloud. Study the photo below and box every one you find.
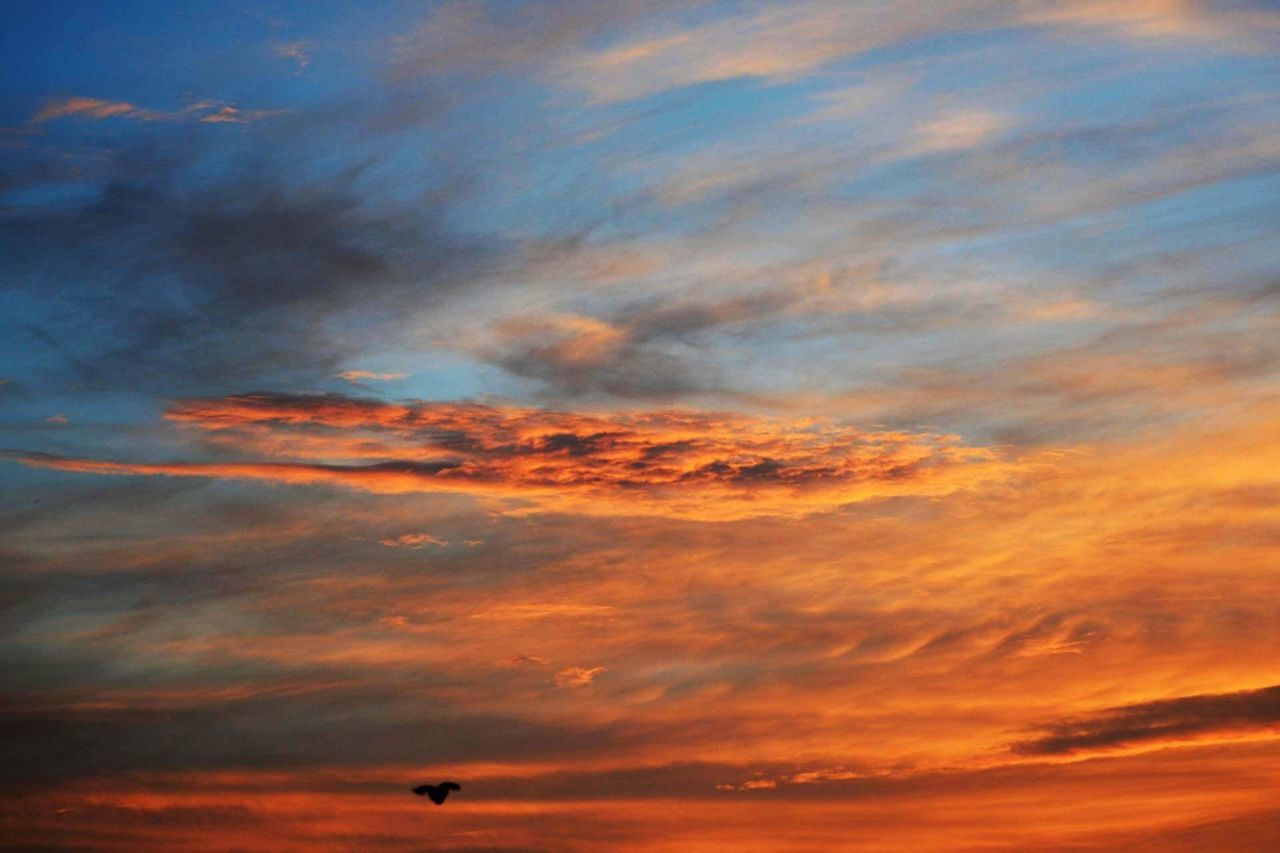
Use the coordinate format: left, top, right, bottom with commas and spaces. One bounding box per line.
1024, 0, 1280, 45
7, 405, 1280, 850
31, 96, 157, 123
30, 96, 278, 126
377, 532, 447, 548
555, 666, 607, 688
5, 393, 1027, 519
500, 656, 550, 667
492, 313, 629, 369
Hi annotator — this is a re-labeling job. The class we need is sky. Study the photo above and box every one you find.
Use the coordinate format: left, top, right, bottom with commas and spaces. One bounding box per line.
2, 1, 1279, 849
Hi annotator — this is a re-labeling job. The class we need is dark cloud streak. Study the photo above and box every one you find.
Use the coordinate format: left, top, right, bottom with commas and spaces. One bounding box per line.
1012, 684, 1280, 756
1, 86, 498, 395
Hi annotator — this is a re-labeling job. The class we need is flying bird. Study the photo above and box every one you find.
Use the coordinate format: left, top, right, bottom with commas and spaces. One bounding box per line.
412, 781, 461, 805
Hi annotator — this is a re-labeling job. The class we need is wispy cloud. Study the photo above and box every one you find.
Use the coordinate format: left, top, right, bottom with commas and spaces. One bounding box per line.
912, 109, 1011, 154
273, 39, 313, 72
336, 370, 408, 383
1024, 0, 1280, 47
543, 0, 1280, 103
377, 532, 447, 548
1, 142, 489, 391
184, 101, 282, 124
30, 96, 161, 123
1012, 684, 1280, 756
30, 96, 278, 126
557, 1, 997, 102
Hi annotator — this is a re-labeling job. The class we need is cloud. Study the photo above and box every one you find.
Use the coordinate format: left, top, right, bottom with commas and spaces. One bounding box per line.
716, 777, 778, 791
4, 748, 1279, 850
2, 148, 490, 390
390, 0, 685, 82
186, 102, 283, 124
5, 401, 1280, 849
477, 275, 862, 398
500, 655, 550, 667
336, 370, 408, 382
389, 0, 1280, 104
788, 767, 868, 784
912, 109, 1010, 154
273, 40, 313, 72
2, 392, 1024, 519
473, 604, 617, 621
800, 75, 919, 124
7, 6, 1280, 849
29, 96, 276, 126
30, 97, 161, 124
377, 532, 447, 548
555, 666, 606, 688
484, 312, 703, 398
1012, 684, 1280, 756
550, 0, 1280, 104
0, 694, 626, 783
555, 1, 1005, 103
1023, 0, 1280, 47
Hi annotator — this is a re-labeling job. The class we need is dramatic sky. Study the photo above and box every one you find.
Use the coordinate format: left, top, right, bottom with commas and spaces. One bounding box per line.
3, 1, 1280, 850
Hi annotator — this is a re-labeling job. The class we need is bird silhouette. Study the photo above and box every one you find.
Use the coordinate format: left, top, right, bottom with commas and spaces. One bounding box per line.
412, 781, 461, 805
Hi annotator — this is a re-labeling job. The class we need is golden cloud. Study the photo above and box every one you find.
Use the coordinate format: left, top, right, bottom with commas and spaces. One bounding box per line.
7, 393, 1031, 519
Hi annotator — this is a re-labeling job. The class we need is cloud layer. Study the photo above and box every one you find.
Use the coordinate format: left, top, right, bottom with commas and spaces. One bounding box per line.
1014, 684, 1280, 756
4, 0, 1280, 849
7, 393, 1019, 518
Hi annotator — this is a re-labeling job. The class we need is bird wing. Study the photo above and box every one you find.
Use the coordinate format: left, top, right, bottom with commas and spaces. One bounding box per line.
411, 781, 460, 803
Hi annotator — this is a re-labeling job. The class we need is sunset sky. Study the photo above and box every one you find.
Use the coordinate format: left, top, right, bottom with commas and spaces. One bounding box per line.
3, 2, 1280, 850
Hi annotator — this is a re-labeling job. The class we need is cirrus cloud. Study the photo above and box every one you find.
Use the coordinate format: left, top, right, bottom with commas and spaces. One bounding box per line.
30, 96, 278, 126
